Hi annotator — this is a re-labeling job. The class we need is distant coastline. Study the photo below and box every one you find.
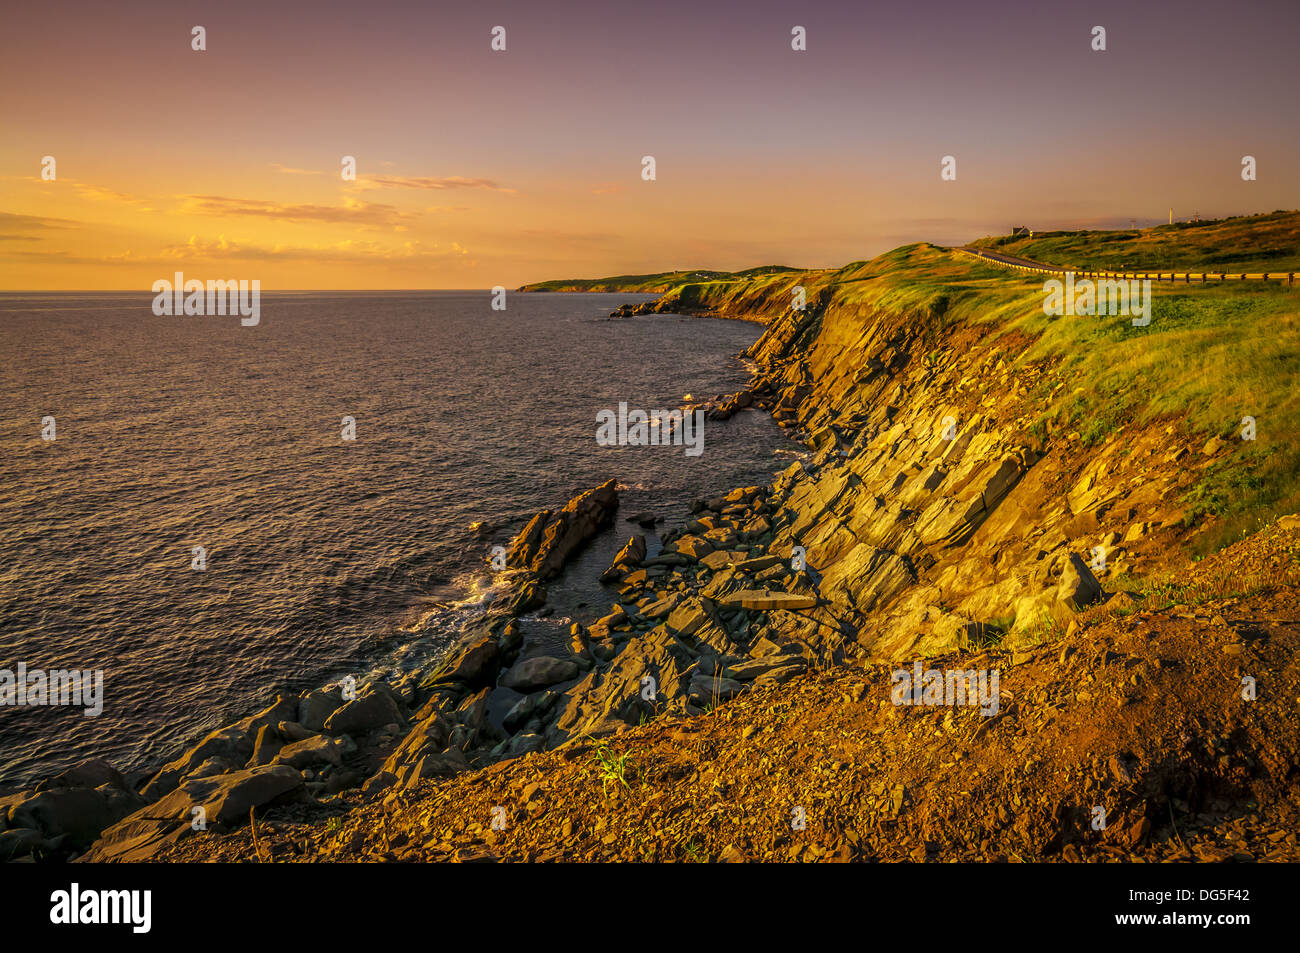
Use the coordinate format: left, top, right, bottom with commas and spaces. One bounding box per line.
517, 265, 799, 294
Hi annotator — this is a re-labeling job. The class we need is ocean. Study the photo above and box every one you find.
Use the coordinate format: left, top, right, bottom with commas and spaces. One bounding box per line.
0, 291, 796, 785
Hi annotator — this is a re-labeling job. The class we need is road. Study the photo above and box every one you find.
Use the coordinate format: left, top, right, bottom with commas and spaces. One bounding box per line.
958, 246, 1295, 284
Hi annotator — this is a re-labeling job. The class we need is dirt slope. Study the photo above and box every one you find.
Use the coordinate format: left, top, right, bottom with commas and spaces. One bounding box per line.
163, 521, 1300, 863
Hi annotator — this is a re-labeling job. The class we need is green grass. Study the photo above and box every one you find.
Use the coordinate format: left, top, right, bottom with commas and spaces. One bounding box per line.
682, 839, 707, 862
969, 617, 1012, 649
1003, 280, 1300, 544
592, 745, 632, 795
970, 210, 1300, 273
1134, 558, 1300, 612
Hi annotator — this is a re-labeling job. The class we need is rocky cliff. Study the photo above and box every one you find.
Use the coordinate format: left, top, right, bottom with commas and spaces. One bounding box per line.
8, 228, 1298, 864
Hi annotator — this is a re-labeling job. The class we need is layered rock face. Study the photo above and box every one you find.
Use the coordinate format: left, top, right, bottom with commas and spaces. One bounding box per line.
720, 276, 1204, 663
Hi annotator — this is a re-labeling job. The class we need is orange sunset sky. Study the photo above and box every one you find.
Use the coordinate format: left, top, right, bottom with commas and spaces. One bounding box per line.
2, 0, 1297, 290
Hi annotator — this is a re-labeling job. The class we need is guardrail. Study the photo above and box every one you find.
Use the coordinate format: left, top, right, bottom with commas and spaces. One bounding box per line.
957, 247, 1296, 286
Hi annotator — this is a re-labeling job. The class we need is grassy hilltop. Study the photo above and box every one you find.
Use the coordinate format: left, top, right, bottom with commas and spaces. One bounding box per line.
517, 265, 800, 293
969, 209, 1300, 272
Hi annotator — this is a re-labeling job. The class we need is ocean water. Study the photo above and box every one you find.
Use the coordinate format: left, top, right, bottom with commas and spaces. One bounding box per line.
0, 291, 796, 785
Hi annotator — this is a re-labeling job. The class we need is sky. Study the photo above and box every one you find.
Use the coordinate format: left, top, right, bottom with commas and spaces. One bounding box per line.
1, 0, 1297, 289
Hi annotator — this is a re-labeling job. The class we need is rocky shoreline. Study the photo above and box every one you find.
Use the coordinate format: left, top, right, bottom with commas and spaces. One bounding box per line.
2, 426, 837, 861
0, 329, 809, 863
6, 242, 1298, 863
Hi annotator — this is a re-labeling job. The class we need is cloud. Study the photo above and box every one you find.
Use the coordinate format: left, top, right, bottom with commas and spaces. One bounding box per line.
69, 181, 150, 205
2, 235, 469, 268
269, 163, 323, 175
0, 250, 119, 265
0, 211, 78, 232
156, 234, 469, 263
356, 175, 516, 194
177, 194, 416, 226
0, 175, 153, 207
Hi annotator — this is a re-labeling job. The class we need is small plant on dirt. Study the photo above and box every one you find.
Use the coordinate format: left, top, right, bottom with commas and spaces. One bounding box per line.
969, 617, 1012, 649
593, 745, 632, 795
1023, 607, 1064, 646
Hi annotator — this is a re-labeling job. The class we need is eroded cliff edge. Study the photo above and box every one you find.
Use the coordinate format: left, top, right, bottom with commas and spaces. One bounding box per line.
9, 232, 1299, 863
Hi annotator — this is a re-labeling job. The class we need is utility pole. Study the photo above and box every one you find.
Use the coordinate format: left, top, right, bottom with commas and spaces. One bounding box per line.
1169, 208, 1173, 225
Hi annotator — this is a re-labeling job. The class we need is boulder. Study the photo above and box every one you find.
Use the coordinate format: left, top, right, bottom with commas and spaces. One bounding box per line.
141, 694, 298, 799
507, 481, 620, 580
671, 535, 714, 560
187, 757, 235, 781
666, 598, 711, 638
423, 633, 501, 691
271, 734, 355, 770
0, 827, 48, 861
1011, 591, 1060, 640
323, 685, 406, 736
7, 785, 145, 849
701, 550, 739, 570
276, 721, 317, 742
503, 734, 545, 757
639, 594, 679, 619
688, 673, 744, 704
249, 725, 284, 767
37, 758, 125, 793
452, 687, 498, 748
734, 554, 784, 574
370, 713, 456, 792
141, 726, 253, 801
83, 764, 305, 862
298, 686, 344, 732
724, 655, 808, 681
502, 580, 548, 614
498, 620, 523, 653
501, 657, 580, 692
600, 535, 647, 582
752, 663, 806, 685
503, 691, 560, 734
1057, 553, 1103, 610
